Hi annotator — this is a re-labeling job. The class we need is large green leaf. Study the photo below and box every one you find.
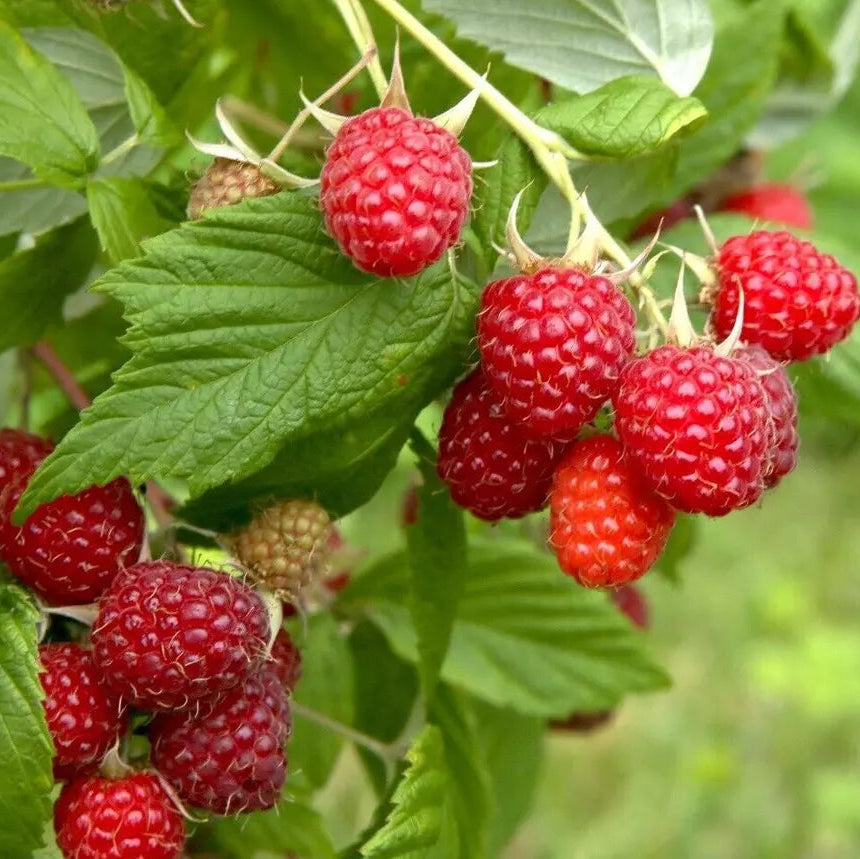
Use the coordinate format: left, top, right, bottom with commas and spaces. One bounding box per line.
0, 217, 98, 353
423, 0, 713, 96
0, 583, 54, 859
288, 612, 355, 788
406, 433, 467, 706
16, 193, 478, 520
343, 539, 669, 717
0, 21, 99, 185
360, 726, 448, 858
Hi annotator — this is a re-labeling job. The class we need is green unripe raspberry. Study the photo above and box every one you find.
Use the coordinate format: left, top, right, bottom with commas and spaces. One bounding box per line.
232, 500, 334, 599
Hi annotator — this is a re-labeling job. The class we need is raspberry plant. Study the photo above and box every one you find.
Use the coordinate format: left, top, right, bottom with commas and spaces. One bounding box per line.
0, 1, 859, 857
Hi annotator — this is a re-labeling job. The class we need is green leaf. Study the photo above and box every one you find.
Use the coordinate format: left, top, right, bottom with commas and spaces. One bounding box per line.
423, 0, 714, 96
289, 612, 355, 788
673, 0, 783, 191
655, 514, 699, 584
429, 687, 492, 859
197, 794, 336, 859
122, 64, 179, 148
541, 77, 707, 159
0, 21, 99, 185
0, 217, 98, 353
360, 726, 448, 858
406, 432, 467, 707
343, 539, 669, 717
350, 622, 420, 796
16, 193, 479, 521
0, 583, 54, 859
471, 699, 544, 856
86, 177, 172, 264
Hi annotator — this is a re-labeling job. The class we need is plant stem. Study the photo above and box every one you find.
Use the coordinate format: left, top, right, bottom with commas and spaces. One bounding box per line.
102, 134, 139, 166
290, 701, 400, 762
30, 342, 91, 411
0, 177, 48, 192
331, 0, 389, 98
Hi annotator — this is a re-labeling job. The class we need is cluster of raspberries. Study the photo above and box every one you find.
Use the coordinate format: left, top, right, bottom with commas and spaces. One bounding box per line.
0, 430, 303, 859
436, 231, 860, 588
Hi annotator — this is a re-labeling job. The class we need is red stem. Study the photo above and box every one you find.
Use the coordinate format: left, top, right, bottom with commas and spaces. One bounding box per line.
30, 342, 91, 411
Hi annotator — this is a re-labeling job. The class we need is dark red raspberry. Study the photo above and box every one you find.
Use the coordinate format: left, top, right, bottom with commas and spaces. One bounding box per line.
319, 106, 472, 278
40, 643, 128, 780
718, 184, 813, 230
150, 664, 290, 814
610, 584, 649, 629
0, 428, 53, 494
711, 230, 860, 361
549, 436, 675, 587
436, 370, 566, 520
735, 344, 799, 488
0, 466, 144, 606
612, 345, 770, 516
268, 629, 302, 692
478, 267, 636, 440
91, 561, 269, 711
55, 771, 184, 859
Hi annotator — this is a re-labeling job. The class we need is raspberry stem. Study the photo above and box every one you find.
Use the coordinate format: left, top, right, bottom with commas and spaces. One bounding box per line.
290, 701, 402, 762
330, 0, 389, 98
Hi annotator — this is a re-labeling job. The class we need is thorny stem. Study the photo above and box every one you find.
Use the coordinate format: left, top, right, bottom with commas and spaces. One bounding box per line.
268, 47, 378, 162
363, 0, 668, 334
29, 341, 183, 531
290, 701, 403, 762
330, 0, 389, 98
30, 342, 91, 411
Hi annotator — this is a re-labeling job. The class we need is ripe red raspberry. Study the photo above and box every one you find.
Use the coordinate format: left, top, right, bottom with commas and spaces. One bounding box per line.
150, 664, 290, 814
0, 428, 53, 494
436, 370, 566, 520
55, 771, 184, 859
91, 561, 269, 711
187, 158, 280, 220
268, 629, 302, 692
232, 499, 334, 600
711, 230, 860, 361
610, 584, 649, 629
612, 345, 770, 516
478, 267, 636, 440
319, 106, 472, 278
549, 436, 675, 587
735, 344, 799, 488
0, 434, 144, 605
40, 643, 128, 780
718, 184, 813, 230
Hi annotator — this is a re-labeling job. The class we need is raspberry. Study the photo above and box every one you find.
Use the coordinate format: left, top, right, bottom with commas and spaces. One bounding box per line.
40, 643, 128, 780
55, 771, 184, 859
0, 433, 144, 605
268, 629, 302, 692
187, 158, 280, 220
436, 369, 566, 520
711, 230, 860, 361
0, 428, 53, 495
150, 664, 290, 814
549, 436, 675, 587
478, 267, 636, 440
610, 584, 649, 629
319, 106, 472, 277
735, 344, 799, 487
612, 345, 770, 516
718, 184, 813, 230
91, 561, 269, 711
232, 499, 334, 599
